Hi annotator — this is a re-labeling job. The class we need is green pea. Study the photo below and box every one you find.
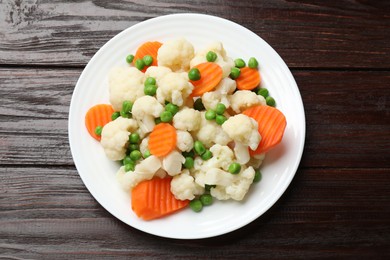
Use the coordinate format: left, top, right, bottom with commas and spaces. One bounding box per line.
183, 157, 194, 169
130, 150, 142, 161
165, 103, 179, 115
135, 59, 145, 70
266, 96, 276, 107
126, 54, 134, 64
182, 150, 195, 158
143, 55, 153, 66
143, 149, 151, 158
253, 169, 262, 183
248, 57, 259, 68
234, 58, 246, 68
205, 184, 216, 192
206, 51, 217, 62
257, 88, 269, 98
144, 84, 157, 96
228, 162, 241, 174
215, 103, 226, 115
94, 126, 103, 136
122, 155, 132, 165
205, 109, 216, 120
188, 68, 201, 81
124, 162, 135, 172
229, 67, 241, 79
128, 143, 139, 152
122, 101, 133, 113
200, 194, 213, 206
160, 111, 173, 122
215, 115, 227, 125
111, 111, 120, 121
129, 133, 140, 144
193, 98, 205, 111
154, 117, 161, 124
194, 141, 206, 155
201, 150, 212, 161
120, 110, 130, 118
189, 199, 203, 212
144, 77, 156, 86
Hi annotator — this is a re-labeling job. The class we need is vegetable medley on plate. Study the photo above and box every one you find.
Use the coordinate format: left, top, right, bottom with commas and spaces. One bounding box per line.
84, 38, 287, 220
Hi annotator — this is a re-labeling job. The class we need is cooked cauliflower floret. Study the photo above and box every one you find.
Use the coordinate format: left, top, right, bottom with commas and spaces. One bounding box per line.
132, 96, 164, 135
234, 142, 250, 164
101, 117, 138, 161
109, 67, 145, 111
201, 77, 237, 110
210, 166, 255, 201
194, 111, 232, 148
247, 153, 265, 168
203, 144, 235, 171
190, 42, 235, 78
171, 170, 204, 200
204, 168, 235, 187
139, 136, 149, 155
162, 150, 185, 176
144, 66, 172, 84
173, 107, 201, 131
116, 155, 162, 190
176, 130, 194, 152
156, 72, 194, 106
222, 114, 261, 150
229, 90, 266, 113
157, 38, 195, 72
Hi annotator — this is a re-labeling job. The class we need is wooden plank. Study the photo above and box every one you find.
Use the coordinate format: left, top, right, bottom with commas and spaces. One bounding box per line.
0, 1, 389, 68
1, 167, 389, 258
0, 68, 389, 167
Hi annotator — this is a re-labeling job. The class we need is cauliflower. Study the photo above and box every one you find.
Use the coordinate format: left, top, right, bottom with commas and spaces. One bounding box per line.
200, 144, 234, 171
173, 107, 201, 131
201, 78, 237, 110
156, 72, 193, 106
171, 170, 204, 200
144, 66, 172, 84
247, 153, 265, 169
204, 168, 235, 187
116, 155, 162, 190
234, 142, 250, 164
210, 166, 255, 201
100, 117, 138, 161
229, 90, 266, 114
162, 150, 185, 176
132, 96, 164, 135
194, 111, 232, 148
139, 136, 149, 155
176, 130, 194, 152
222, 114, 261, 150
109, 67, 145, 111
157, 38, 195, 72
190, 41, 235, 78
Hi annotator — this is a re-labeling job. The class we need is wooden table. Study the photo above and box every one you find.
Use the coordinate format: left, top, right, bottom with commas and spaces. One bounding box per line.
1, 1, 389, 259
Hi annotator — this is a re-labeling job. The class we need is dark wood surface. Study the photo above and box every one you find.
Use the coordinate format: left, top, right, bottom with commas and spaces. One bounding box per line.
1, 0, 389, 259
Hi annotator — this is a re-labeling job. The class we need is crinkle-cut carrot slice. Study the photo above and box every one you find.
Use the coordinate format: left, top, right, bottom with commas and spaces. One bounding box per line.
190, 62, 223, 97
85, 104, 115, 141
148, 123, 177, 157
133, 41, 162, 72
243, 105, 287, 154
131, 177, 189, 220
236, 66, 261, 90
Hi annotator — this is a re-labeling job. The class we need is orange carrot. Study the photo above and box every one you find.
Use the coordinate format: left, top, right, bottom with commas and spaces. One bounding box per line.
148, 123, 177, 157
133, 41, 162, 72
236, 67, 261, 90
243, 105, 286, 154
131, 177, 189, 220
85, 104, 115, 141
190, 62, 223, 97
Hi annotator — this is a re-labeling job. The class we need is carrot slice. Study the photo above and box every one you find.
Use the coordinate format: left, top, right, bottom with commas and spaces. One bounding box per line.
236, 67, 261, 90
131, 177, 189, 220
243, 105, 287, 154
133, 41, 162, 72
190, 62, 223, 97
148, 123, 177, 157
85, 104, 115, 141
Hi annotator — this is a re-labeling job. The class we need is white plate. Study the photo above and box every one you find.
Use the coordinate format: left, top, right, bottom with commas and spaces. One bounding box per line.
68, 13, 305, 239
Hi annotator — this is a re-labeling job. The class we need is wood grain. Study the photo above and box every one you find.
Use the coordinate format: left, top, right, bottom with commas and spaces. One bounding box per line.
0, 0, 389, 68
1, 68, 389, 167
1, 167, 389, 259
